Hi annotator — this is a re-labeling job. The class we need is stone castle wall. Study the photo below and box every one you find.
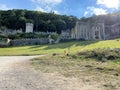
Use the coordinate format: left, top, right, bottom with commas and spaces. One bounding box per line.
70, 21, 120, 40
10, 38, 49, 46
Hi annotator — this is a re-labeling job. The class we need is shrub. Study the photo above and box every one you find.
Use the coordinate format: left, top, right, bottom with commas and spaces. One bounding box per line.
51, 34, 58, 41
77, 48, 120, 61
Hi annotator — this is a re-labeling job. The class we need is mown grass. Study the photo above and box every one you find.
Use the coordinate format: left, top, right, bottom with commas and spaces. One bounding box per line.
0, 38, 120, 56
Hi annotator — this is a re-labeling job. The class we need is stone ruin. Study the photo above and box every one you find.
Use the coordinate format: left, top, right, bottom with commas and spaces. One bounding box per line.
0, 20, 120, 46
25, 23, 34, 33
62, 21, 120, 40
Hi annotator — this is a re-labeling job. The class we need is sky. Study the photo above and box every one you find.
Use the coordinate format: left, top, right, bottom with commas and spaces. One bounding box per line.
0, 0, 120, 18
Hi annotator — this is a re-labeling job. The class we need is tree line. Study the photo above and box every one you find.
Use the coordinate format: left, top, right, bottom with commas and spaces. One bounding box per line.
0, 9, 78, 34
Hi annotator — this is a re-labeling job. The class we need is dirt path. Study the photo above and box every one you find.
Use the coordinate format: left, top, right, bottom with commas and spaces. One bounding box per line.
0, 56, 118, 90
0, 56, 44, 90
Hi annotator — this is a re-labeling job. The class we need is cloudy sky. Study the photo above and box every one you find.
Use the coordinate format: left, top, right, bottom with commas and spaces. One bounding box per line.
0, 0, 120, 18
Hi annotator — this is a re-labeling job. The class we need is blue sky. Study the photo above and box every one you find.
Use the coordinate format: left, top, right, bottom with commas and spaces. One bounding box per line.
0, 0, 120, 18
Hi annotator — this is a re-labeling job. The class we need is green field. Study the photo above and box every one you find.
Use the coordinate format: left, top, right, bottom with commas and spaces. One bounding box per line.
0, 38, 120, 56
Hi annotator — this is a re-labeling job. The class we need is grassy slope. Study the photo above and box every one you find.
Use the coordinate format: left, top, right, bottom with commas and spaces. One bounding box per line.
0, 38, 120, 56
31, 39, 120, 90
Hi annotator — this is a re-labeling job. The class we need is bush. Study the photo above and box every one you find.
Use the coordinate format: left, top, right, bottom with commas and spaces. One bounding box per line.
78, 48, 120, 61
51, 34, 58, 41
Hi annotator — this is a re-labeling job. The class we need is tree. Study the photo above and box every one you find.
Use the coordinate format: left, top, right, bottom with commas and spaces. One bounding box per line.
0, 9, 79, 33
54, 19, 67, 34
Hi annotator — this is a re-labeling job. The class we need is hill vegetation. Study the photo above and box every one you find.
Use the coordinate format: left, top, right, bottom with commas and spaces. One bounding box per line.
1, 10, 120, 34
0, 9, 78, 34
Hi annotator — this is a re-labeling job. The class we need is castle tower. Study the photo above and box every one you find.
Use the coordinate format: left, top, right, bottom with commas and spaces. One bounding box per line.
25, 23, 33, 33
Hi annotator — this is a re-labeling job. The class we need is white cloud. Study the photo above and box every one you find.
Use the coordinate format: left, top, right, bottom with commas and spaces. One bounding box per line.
97, 0, 120, 9
31, 0, 62, 5
0, 4, 11, 10
35, 6, 46, 12
89, 7, 107, 15
34, 5, 51, 12
32, 0, 61, 14
84, 7, 107, 16
84, 11, 89, 16
53, 10, 59, 14
34, 6, 59, 14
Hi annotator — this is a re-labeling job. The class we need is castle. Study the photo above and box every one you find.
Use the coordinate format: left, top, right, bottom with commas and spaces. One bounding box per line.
0, 21, 120, 41
70, 21, 120, 40
0, 23, 34, 35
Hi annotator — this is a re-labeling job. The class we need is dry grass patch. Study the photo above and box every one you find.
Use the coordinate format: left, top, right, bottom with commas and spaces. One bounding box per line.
31, 54, 120, 89
31, 54, 120, 76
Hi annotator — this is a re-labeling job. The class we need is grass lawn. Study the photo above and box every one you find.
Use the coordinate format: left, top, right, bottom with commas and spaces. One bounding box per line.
0, 38, 120, 56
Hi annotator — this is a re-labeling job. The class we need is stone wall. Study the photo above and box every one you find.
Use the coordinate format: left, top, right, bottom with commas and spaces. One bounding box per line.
0, 38, 10, 47
0, 42, 9, 47
10, 38, 49, 46
0, 29, 23, 35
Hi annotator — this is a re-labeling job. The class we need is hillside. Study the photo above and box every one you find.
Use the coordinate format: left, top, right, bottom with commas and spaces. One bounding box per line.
0, 9, 77, 33
1, 10, 120, 34
0, 38, 119, 56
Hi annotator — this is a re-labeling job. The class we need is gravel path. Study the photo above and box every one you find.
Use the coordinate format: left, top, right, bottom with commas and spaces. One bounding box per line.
0, 56, 112, 90
0, 56, 82, 90
0, 56, 44, 90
